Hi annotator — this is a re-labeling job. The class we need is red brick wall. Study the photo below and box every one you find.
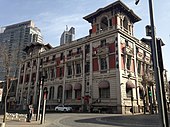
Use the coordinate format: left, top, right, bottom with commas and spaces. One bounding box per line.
92, 24, 97, 33
56, 57, 60, 66
109, 43, 115, 53
130, 59, 135, 72
109, 55, 115, 68
121, 56, 125, 70
112, 16, 117, 26
56, 67, 60, 77
93, 58, 99, 71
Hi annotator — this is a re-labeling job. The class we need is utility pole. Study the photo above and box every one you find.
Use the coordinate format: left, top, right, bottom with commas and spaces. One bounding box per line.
135, 0, 169, 127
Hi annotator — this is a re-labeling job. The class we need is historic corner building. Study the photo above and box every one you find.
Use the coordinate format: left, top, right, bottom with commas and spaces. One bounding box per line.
15, 1, 169, 114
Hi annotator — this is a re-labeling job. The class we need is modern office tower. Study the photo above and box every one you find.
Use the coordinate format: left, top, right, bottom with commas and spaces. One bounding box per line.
0, 20, 43, 81
60, 26, 75, 45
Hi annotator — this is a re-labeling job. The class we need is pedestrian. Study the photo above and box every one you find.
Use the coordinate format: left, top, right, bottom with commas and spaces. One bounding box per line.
26, 104, 33, 122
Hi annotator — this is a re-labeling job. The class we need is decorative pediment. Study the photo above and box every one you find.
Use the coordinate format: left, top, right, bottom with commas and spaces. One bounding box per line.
123, 46, 133, 56
137, 52, 143, 60
144, 56, 150, 63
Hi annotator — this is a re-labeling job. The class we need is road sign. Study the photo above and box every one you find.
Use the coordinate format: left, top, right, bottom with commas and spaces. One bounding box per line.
0, 88, 3, 102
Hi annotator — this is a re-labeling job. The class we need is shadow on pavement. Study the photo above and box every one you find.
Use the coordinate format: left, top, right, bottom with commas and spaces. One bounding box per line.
74, 114, 163, 127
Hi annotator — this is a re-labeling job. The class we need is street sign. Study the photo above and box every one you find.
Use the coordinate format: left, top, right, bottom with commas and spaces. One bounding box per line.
0, 88, 3, 102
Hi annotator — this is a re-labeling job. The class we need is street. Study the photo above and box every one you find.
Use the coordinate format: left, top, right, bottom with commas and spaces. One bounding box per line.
1, 112, 169, 127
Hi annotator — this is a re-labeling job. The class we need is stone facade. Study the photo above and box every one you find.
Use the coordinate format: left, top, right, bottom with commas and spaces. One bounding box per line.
16, 1, 158, 114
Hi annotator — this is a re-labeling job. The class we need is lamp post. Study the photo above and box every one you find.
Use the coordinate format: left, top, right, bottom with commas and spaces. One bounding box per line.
36, 76, 44, 121
135, 0, 169, 127
40, 87, 48, 124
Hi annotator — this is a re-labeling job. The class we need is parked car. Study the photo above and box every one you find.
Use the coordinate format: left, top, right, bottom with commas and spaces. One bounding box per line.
54, 105, 72, 112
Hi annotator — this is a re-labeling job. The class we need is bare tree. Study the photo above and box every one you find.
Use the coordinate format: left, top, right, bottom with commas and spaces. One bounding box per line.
0, 43, 19, 125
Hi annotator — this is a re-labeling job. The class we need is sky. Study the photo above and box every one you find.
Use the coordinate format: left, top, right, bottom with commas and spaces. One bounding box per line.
0, 0, 169, 80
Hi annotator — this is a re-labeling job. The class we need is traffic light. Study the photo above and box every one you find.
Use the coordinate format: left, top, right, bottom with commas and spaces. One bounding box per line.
148, 87, 152, 97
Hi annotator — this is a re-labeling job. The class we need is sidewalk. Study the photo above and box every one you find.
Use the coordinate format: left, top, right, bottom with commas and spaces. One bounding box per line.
0, 115, 50, 127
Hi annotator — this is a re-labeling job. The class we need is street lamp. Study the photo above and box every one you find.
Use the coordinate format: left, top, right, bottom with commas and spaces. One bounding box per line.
135, 0, 169, 127
36, 76, 44, 121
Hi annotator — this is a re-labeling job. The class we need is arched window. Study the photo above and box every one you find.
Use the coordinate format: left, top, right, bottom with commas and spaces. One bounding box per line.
120, 18, 123, 27
49, 86, 54, 100
123, 17, 128, 31
74, 83, 81, 99
98, 80, 110, 98
139, 85, 144, 99
126, 80, 135, 97
57, 85, 63, 99
100, 17, 108, 31
65, 84, 72, 99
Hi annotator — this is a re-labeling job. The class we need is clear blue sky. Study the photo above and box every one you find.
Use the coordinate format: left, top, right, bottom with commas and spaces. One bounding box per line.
0, 0, 169, 80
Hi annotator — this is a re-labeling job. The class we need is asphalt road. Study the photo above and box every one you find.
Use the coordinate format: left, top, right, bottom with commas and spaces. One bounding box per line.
1, 113, 169, 127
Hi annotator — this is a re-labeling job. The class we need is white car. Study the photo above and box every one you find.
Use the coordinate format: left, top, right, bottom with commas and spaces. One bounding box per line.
55, 105, 72, 112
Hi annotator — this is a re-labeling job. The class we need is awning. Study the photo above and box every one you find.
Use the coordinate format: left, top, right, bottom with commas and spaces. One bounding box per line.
74, 83, 81, 90
65, 84, 72, 90
126, 80, 135, 89
98, 80, 110, 88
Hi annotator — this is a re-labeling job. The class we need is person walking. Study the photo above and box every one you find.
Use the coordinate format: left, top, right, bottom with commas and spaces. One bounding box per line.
26, 104, 33, 122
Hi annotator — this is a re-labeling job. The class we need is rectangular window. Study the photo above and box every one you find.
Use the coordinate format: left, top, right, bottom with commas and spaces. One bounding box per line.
97, 24, 99, 32
85, 44, 90, 54
67, 65, 72, 75
77, 47, 81, 54
86, 82, 89, 93
100, 58, 107, 70
85, 62, 90, 73
137, 61, 141, 74
76, 63, 81, 74
66, 90, 72, 99
68, 50, 72, 57
127, 56, 131, 70
125, 40, 129, 46
31, 73, 36, 82
52, 55, 56, 61
109, 19, 112, 27
59, 67, 63, 77
126, 89, 132, 98
44, 70, 48, 79
100, 39, 106, 47
51, 68, 55, 78
99, 88, 110, 98
33, 60, 36, 66
40, 59, 43, 65
60, 53, 63, 60
25, 74, 29, 83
